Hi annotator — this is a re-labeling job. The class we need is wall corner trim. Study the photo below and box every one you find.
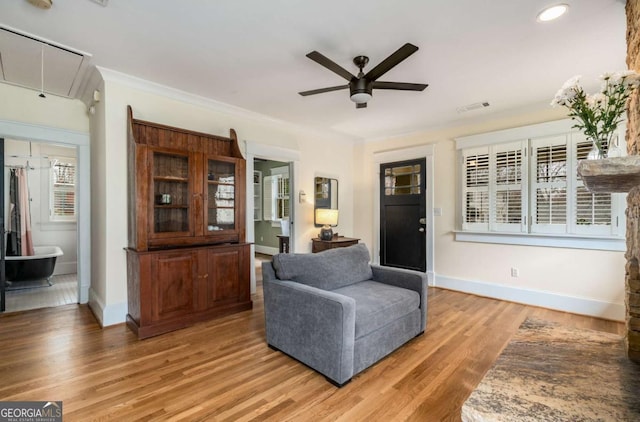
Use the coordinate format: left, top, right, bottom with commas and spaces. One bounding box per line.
88, 288, 127, 327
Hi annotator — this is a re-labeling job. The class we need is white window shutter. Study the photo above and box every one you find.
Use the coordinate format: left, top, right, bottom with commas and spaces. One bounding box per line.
462, 147, 490, 231
573, 135, 613, 235
490, 141, 527, 232
263, 176, 275, 221
530, 135, 568, 234
50, 160, 77, 221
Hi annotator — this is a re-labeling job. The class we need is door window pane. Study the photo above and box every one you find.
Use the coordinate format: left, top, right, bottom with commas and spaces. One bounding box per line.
385, 164, 421, 195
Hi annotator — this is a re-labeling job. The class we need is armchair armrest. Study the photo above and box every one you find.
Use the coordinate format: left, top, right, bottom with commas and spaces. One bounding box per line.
371, 265, 428, 332
263, 277, 356, 385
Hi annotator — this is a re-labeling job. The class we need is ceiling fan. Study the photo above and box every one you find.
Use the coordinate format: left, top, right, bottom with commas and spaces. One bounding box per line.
298, 43, 428, 109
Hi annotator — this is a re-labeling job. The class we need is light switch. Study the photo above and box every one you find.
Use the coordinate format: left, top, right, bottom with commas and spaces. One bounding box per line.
434, 207, 442, 216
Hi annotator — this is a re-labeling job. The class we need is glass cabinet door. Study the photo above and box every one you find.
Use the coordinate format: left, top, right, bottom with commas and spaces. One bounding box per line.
206, 159, 236, 232
151, 151, 191, 235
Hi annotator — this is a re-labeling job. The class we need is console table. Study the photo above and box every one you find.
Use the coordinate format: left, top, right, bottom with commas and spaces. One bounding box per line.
311, 236, 359, 253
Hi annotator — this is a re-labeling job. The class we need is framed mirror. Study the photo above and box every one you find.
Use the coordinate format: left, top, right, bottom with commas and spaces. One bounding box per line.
314, 177, 338, 227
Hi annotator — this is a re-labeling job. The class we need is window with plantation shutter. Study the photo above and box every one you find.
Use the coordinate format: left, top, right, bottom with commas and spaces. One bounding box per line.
455, 119, 626, 250
51, 159, 76, 222
263, 173, 289, 223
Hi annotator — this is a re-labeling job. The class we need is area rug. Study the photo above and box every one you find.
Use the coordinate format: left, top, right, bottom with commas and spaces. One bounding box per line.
462, 317, 640, 421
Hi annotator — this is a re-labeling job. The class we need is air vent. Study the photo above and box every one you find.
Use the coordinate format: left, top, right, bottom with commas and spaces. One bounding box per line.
457, 101, 490, 113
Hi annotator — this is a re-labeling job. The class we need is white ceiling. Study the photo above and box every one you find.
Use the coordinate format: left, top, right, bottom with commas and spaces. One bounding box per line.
0, 0, 628, 141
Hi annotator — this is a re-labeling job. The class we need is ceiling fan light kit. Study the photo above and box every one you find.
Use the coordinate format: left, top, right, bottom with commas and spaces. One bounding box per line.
299, 43, 428, 109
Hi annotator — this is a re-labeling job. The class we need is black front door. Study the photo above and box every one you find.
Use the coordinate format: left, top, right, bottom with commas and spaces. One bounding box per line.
380, 158, 426, 272
1, 138, 5, 312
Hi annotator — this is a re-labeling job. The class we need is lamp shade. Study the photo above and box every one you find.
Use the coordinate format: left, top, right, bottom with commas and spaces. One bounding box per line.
315, 208, 338, 226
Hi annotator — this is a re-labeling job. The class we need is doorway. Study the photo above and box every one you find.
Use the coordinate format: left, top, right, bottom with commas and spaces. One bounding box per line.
1, 139, 79, 312
0, 119, 90, 312
380, 158, 426, 272
253, 158, 291, 256
373, 144, 434, 284
245, 141, 300, 294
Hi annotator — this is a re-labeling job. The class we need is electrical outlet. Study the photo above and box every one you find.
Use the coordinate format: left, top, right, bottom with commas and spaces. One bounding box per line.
511, 268, 519, 277
260, 236, 264, 242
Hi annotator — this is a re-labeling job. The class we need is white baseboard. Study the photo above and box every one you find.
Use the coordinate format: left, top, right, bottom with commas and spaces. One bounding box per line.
435, 275, 625, 322
54, 261, 77, 275
88, 287, 127, 327
255, 245, 279, 256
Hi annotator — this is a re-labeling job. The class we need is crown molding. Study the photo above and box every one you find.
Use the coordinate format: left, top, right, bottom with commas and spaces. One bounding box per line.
95, 66, 357, 144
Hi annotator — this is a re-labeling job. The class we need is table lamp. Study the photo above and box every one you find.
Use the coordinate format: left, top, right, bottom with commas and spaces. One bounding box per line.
316, 208, 338, 240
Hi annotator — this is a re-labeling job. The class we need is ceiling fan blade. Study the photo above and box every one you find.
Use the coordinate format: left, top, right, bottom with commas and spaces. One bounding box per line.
306, 51, 355, 81
356, 102, 367, 109
372, 81, 428, 91
298, 85, 349, 96
364, 43, 419, 82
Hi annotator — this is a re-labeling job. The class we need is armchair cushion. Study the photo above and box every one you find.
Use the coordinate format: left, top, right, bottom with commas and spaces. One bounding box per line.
272, 243, 372, 290
332, 281, 420, 339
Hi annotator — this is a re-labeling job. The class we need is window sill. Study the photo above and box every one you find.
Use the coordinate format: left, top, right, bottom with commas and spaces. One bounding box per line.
454, 230, 624, 252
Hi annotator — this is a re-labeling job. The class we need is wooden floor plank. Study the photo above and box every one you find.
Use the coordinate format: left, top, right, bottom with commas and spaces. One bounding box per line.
0, 271, 624, 421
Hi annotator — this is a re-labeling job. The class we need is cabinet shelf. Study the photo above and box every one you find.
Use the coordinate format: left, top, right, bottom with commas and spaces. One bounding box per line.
208, 181, 234, 186
577, 156, 640, 193
154, 176, 189, 183
154, 204, 189, 209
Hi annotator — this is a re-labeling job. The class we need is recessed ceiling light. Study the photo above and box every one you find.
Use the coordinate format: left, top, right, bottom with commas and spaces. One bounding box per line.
537, 4, 569, 22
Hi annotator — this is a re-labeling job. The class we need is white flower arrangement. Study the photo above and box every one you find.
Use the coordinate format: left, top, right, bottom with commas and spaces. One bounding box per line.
551, 70, 640, 157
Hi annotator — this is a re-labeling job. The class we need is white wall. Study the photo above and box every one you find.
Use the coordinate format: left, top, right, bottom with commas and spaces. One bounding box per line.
90, 68, 355, 324
0, 83, 89, 133
4, 140, 78, 275
354, 108, 626, 321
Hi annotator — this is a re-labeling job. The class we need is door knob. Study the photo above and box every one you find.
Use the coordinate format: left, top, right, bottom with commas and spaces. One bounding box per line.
419, 217, 426, 225
419, 227, 425, 232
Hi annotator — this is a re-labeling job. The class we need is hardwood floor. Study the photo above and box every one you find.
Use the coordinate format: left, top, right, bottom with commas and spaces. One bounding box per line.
0, 275, 623, 421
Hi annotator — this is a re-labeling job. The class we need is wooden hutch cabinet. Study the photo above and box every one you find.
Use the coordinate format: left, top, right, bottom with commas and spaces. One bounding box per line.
126, 106, 252, 339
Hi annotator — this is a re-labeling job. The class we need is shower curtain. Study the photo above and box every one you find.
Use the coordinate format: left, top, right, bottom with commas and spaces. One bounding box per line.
6, 168, 34, 256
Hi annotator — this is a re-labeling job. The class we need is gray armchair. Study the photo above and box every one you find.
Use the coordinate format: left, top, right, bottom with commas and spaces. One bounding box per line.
262, 243, 427, 386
